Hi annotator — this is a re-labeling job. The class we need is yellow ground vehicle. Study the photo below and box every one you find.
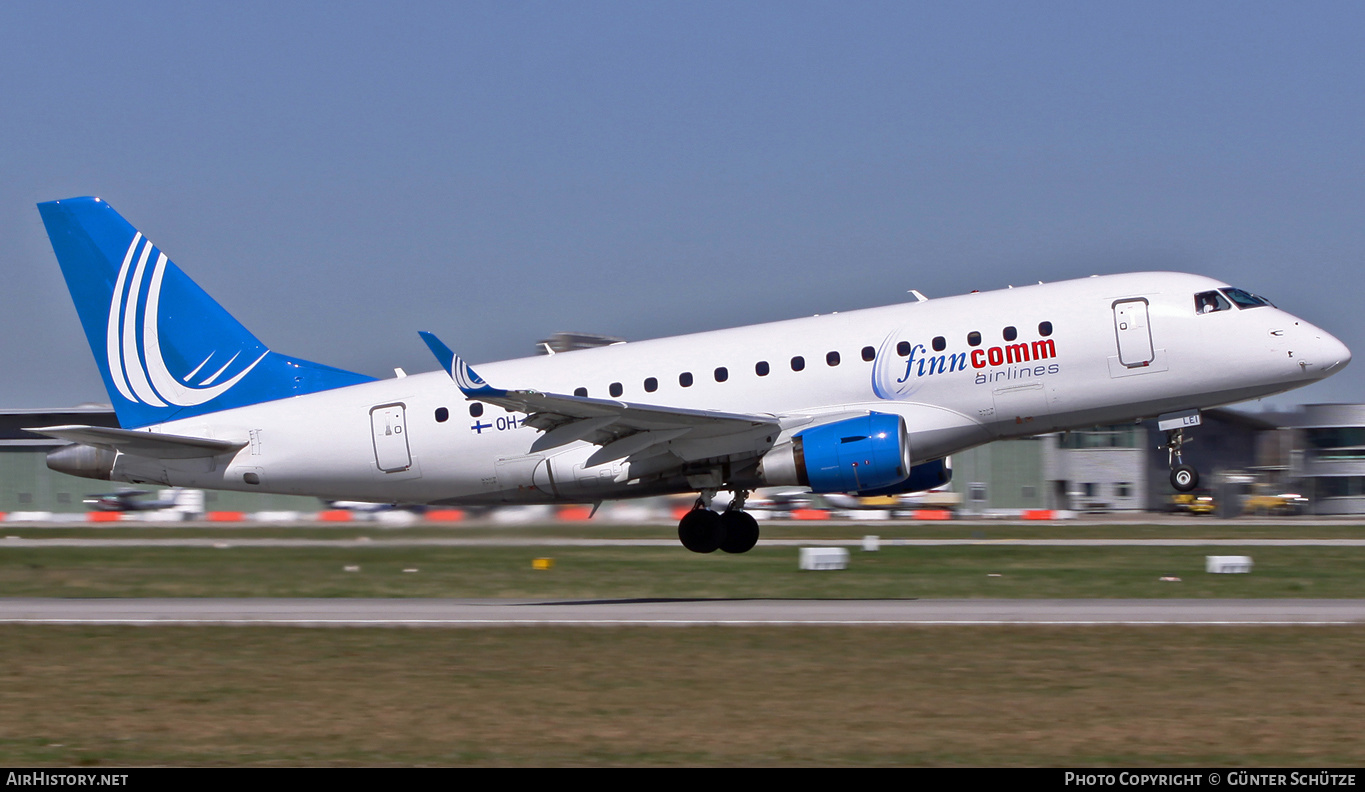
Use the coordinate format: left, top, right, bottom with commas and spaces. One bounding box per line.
1243, 491, 1307, 516
1170, 490, 1216, 515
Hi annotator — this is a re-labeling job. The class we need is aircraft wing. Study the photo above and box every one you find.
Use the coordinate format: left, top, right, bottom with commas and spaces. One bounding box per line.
26, 425, 247, 460
420, 332, 781, 465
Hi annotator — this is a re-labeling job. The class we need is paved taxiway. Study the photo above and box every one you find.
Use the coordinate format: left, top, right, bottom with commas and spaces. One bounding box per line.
2, 598, 1363, 626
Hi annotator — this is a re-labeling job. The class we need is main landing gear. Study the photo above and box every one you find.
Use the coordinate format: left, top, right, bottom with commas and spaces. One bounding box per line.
678, 489, 760, 554
1163, 427, 1200, 492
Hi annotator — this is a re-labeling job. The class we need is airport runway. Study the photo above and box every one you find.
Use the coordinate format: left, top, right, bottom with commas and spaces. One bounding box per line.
2, 598, 1363, 626
6, 537, 1365, 547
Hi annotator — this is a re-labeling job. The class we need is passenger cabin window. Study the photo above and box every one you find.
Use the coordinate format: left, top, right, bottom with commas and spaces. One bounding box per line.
1039, 321, 1053, 337
644, 377, 658, 393
826, 351, 840, 367
756, 361, 770, 376
1195, 291, 1232, 314
896, 341, 911, 356
679, 372, 694, 387
609, 382, 623, 398
469, 403, 484, 417
714, 367, 729, 382
932, 336, 946, 352
435, 407, 449, 423
861, 346, 875, 362
574, 387, 588, 397
968, 331, 982, 347
791, 356, 805, 371
1003, 326, 1017, 342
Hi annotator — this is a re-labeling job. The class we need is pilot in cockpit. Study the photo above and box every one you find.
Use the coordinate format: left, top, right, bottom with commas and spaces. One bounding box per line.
1195, 290, 1232, 314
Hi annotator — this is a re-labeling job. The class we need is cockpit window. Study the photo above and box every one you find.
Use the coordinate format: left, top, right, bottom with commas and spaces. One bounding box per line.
1195, 291, 1232, 314
1221, 288, 1274, 309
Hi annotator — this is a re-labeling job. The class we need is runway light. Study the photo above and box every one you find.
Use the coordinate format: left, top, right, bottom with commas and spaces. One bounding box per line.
533, 558, 554, 570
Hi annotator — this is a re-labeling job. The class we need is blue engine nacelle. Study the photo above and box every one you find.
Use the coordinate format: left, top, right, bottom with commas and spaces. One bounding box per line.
757, 412, 911, 493
854, 458, 951, 497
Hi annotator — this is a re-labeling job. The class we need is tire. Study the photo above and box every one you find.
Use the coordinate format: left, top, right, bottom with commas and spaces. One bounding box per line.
718, 511, 760, 554
678, 509, 724, 553
1170, 465, 1199, 492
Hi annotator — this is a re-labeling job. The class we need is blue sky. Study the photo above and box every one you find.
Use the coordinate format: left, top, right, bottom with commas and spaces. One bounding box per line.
2, 1, 1363, 410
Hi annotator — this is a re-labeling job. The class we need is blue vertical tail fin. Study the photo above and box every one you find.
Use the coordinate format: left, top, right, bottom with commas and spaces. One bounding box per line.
39, 197, 375, 428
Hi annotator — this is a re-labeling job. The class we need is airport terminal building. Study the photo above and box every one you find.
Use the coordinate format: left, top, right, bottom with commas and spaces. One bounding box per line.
944, 405, 1364, 516
1279, 403, 1365, 515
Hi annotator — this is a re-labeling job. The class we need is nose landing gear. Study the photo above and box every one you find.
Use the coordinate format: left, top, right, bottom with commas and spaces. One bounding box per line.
677, 489, 760, 554
1164, 427, 1200, 492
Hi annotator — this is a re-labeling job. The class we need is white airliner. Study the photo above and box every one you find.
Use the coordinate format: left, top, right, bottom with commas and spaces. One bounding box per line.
32, 197, 1351, 552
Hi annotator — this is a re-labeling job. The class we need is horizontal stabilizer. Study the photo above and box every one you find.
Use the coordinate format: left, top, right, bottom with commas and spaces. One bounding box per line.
26, 425, 246, 460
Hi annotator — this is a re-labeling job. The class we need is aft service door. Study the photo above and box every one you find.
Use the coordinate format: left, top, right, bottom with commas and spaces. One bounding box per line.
370, 404, 412, 472
1112, 299, 1155, 367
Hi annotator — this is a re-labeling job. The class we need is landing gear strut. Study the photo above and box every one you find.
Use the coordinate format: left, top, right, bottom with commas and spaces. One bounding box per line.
677, 489, 760, 554
1163, 427, 1200, 492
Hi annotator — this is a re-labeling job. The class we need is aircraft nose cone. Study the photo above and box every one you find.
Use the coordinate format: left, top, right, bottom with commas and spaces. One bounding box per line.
1326, 331, 1352, 371
1310, 327, 1351, 378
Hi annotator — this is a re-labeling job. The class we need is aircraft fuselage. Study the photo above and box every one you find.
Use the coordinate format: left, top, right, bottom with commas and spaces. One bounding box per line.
113, 272, 1346, 505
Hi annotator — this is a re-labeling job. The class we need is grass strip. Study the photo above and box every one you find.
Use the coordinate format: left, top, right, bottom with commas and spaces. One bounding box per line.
3, 545, 1365, 598
1, 625, 1361, 766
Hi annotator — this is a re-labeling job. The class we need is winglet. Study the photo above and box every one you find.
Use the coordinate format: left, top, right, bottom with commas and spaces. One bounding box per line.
418, 332, 506, 397
418, 331, 456, 377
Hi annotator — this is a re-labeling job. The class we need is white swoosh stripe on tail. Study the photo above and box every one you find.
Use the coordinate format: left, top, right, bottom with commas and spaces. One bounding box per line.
183, 352, 213, 382
198, 351, 240, 386
121, 240, 166, 407
141, 252, 267, 406
105, 233, 142, 403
